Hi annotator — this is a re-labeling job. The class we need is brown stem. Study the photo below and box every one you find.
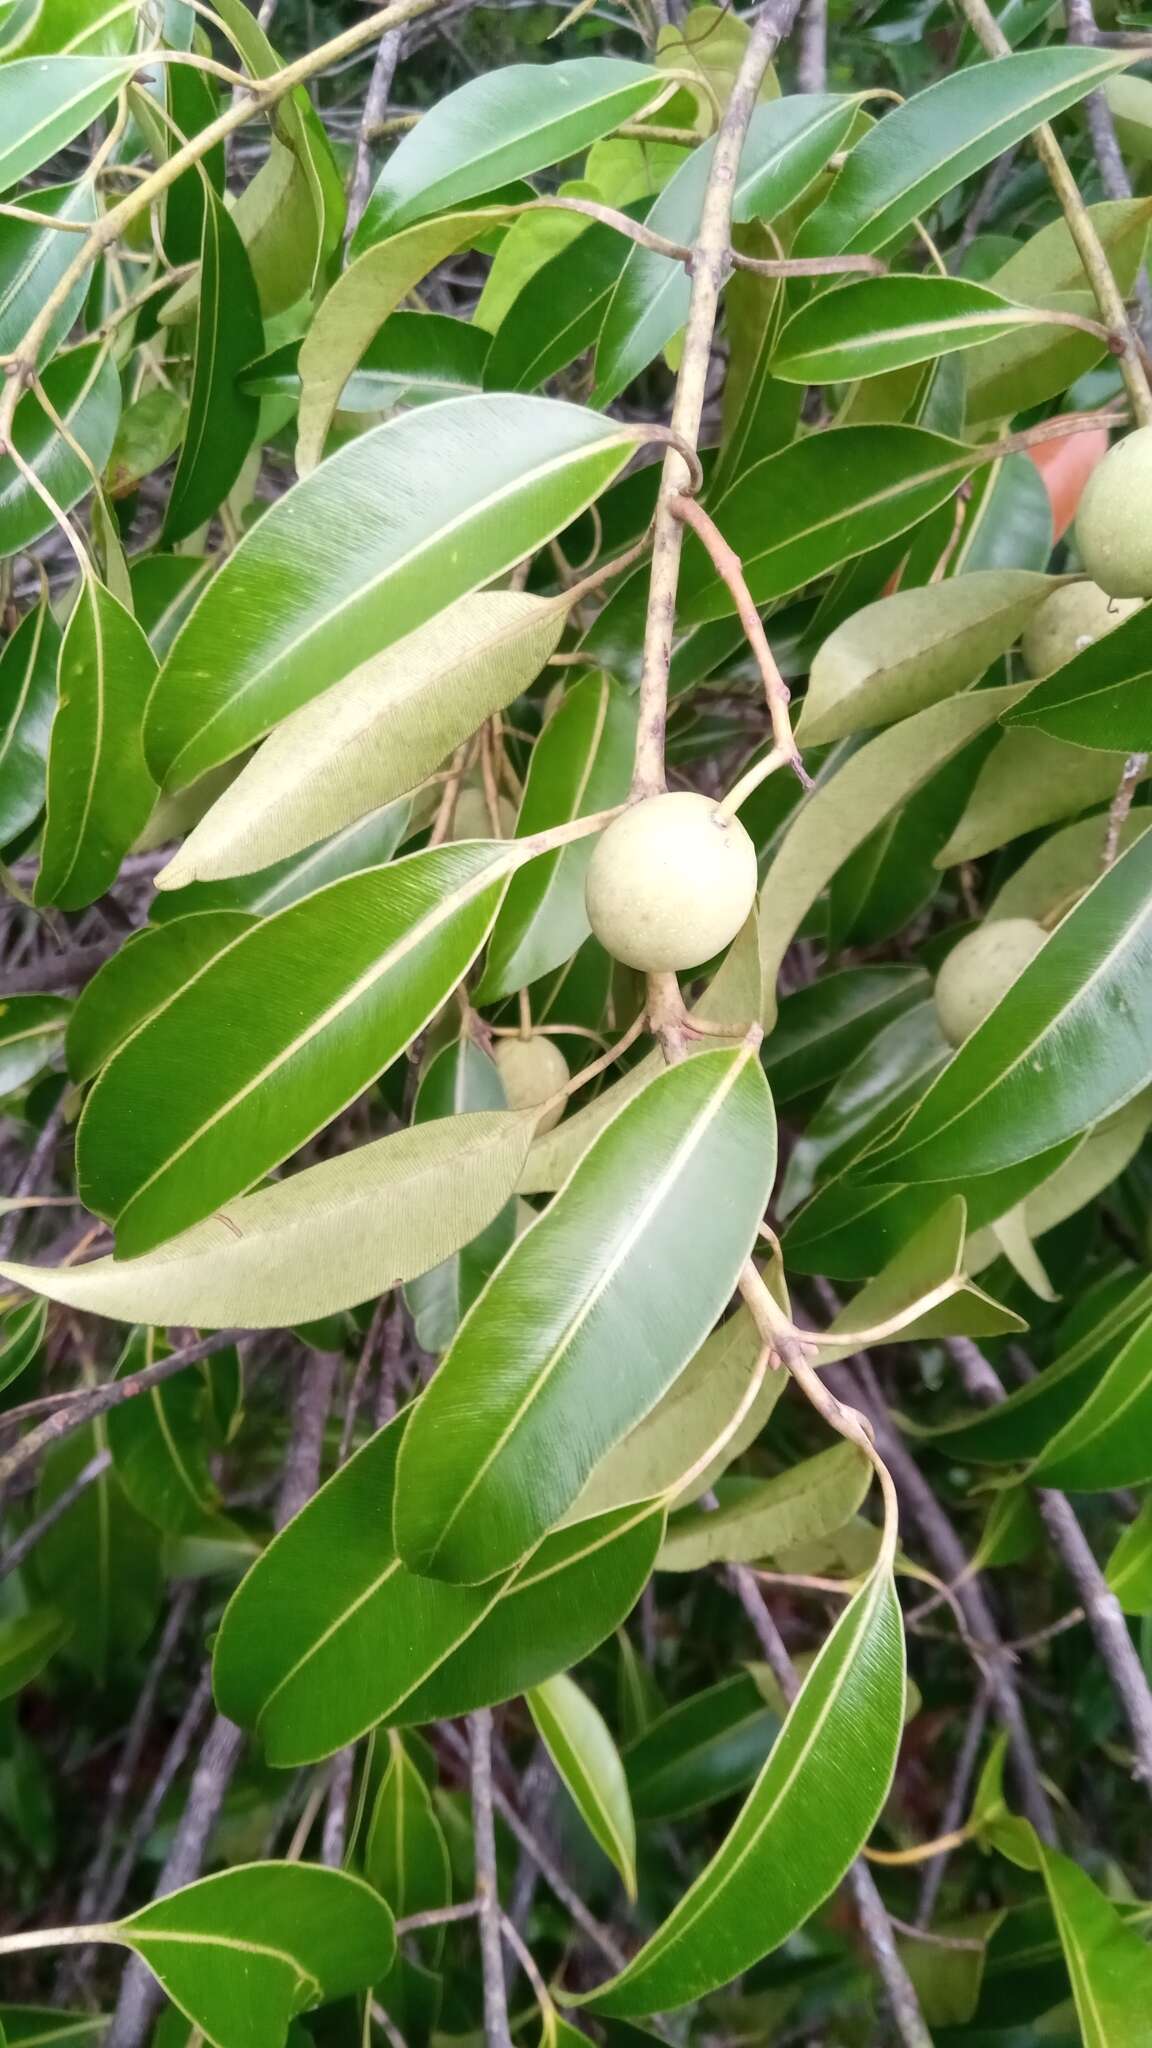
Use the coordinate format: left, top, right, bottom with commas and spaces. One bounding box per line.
469, 1710, 513, 2048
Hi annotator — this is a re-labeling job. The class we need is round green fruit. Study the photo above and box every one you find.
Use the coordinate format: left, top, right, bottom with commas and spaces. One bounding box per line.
493, 1034, 569, 1134
1021, 580, 1142, 677
1075, 426, 1152, 598
584, 791, 758, 973
934, 917, 1047, 1048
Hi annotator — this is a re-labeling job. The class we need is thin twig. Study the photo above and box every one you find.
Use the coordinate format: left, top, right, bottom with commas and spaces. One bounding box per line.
0, 1104, 65, 1262
915, 1687, 990, 1927
1104, 753, 1149, 868
469, 1710, 513, 2048
0, 1447, 109, 1584
348, 27, 406, 238
795, 0, 828, 90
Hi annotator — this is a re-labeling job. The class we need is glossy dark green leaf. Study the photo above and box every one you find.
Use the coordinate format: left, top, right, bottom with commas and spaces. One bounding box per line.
394, 1045, 775, 1583
937, 726, 1147, 863
0, 1298, 46, 1393
130, 554, 217, 660
112, 1864, 395, 2048
152, 801, 414, 924
106, 1328, 219, 1534
34, 1423, 161, 1683
581, 1554, 904, 2015
161, 60, 225, 269
0, 54, 133, 189
67, 911, 254, 1083
780, 1000, 951, 1214
987, 1825, 1152, 2048
0, 2014, 103, 2048
162, 193, 263, 546
625, 1672, 780, 1823
0, 598, 58, 844
405, 1038, 517, 1354
863, 828, 1152, 1184
1032, 1304, 1152, 1491
763, 965, 927, 1102
0, 181, 97, 363
352, 58, 660, 248
365, 1733, 452, 1916
1106, 1496, 1152, 1615
774, 274, 1062, 384
0, 1609, 69, 1702
484, 212, 633, 394
213, 1409, 660, 1764
659, 1444, 872, 1572
528, 1672, 637, 1895
816, 1197, 1025, 1354
477, 671, 636, 1001
1006, 599, 1152, 752
145, 396, 637, 790
76, 840, 518, 1255
0, 343, 120, 559
799, 49, 1129, 256
35, 577, 158, 911
0, 995, 69, 1096
679, 427, 974, 621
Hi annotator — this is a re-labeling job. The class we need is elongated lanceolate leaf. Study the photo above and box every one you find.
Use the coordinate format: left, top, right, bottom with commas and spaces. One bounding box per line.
988, 1827, 1152, 2048
773, 273, 1068, 384
0, 597, 59, 844
0, 1298, 46, 1394
0, 55, 134, 190
76, 841, 518, 1256
0, 344, 120, 560
112, 1863, 395, 2048
162, 189, 263, 547
799, 48, 1130, 256
405, 1038, 517, 1355
393, 1045, 776, 1583
0, 995, 69, 1097
106, 1328, 218, 1534
1031, 1304, 1152, 1491
146, 396, 637, 789
1006, 598, 1152, 752
0, 1608, 69, 1701
35, 578, 157, 911
157, 592, 568, 885
580, 1554, 905, 2015
67, 912, 255, 1083
679, 426, 974, 619
35, 1423, 161, 1682
213, 1410, 660, 1764
0, 181, 98, 364
658, 1444, 872, 1572
365, 1734, 452, 1916
528, 1673, 637, 1896
352, 58, 660, 248
862, 826, 1152, 1184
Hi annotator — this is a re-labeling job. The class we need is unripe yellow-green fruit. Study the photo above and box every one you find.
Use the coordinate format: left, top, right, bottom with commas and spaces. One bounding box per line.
1021, 580, 1142, 677
1075, 426, 1152, 598
584, 791, 758, 973
934, 917, 1047, 1048
493, 1034, 569, 1134
451, 787, 517, 840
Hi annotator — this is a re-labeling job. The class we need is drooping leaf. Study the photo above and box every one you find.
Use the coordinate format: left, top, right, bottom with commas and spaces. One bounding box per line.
937, 725, 1148, 862
365, 1734, 452, 1917
162, 189, 264, 547
0, 1298, 46, 1393
106, 1328, 220, 1534
1031, 1304, 1152, 1491
34, 1423, 162, 1683
75, 841, 519, 1255
152, 802, 414, 925
799, 48, 1129, 256
477, 671, 636, 1001
529, 1672, 637, 1896
580, 1552, 904, 2015
484, 211, 634, 394
0, 995, 69, 1096
0, 597, 58, 844
0, 180, 98, 364
861, 827, 1152, 1184
352, 58, 660, 248
145, 396, 638, 789
762, 965, 928, 1101
658, 1443, 872, 1571
67, 912, 255, 1083
393, 1045, 776, 1583
1106, 1496, 1152, 1615
0, 1609, 69, 1702
774, 273, 1069, 385
625, 1671, 780, 1823
1006, 598, 1152, 753
987, 1825, 1152, 2048
212, 1409, 660, 1764
112, 1863, 395, 2048
34, 577, 158, 911
0, 54, 134, 189
405, 1039, 518, 1355
157, 592, 568, 886
678, 426, 975, 620
0, 343, 120, 559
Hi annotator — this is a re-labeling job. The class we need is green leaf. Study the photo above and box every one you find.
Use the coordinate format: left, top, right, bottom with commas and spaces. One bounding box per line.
773, 274, 1066, 385
393, 1045, 775, 1582
937, 725, 1148, 862
1031, 1304, 1152, 1491
759, 686, 1024, 1029
659, 1443, 872, 1572
0, 2014, 102, 2048
965, 199, 1152, 422
990, 811, 1152, 925
763, 965, 927, 1101
146, 396, 638, 790
567, 1306, 782, 1522
484, 211, 633, 393
0, 597, 58, 844
1006, 599, 1152, 753
477, 671, 636, 1001
799, 48, 1130, 256
162, 190, 264, 547
152, 801, 414, 924
105, 389, 187, 502
365, 1733, 452, 1917
212, 1409, 660, 1764
0, 343, 120, 559
112, 1864, 395, 2048
34, 1423, 161, 1683
781, 1000, 951, 1214
988, 1830, 1152, 2048
818, 1197, 1026, 1354
7, 1110, 534, 1329
35, 577, 158, 911
0, 1609, 69, 1702
67, 911, 255, 1083
679, 426, 975, 620
405, 1039, 518, 1355
965, 1092, 1152, 1275
0, 995, 69, 1095
0, 180, 98, 363
797, 572, 1056, 745
625, 1671, 780, 1823
106, 1328, 219, 1533
862, 827, 1152, 1184
0, 54, 133, 188
75, 841, 517, 1254
528, 1672, 637, 1896
0, 1297, 46, 1393
1106, 1496, 1152, 1615
352, 58, 660, 248
157, 592, 567, 886
579, 1554, 904, 2015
